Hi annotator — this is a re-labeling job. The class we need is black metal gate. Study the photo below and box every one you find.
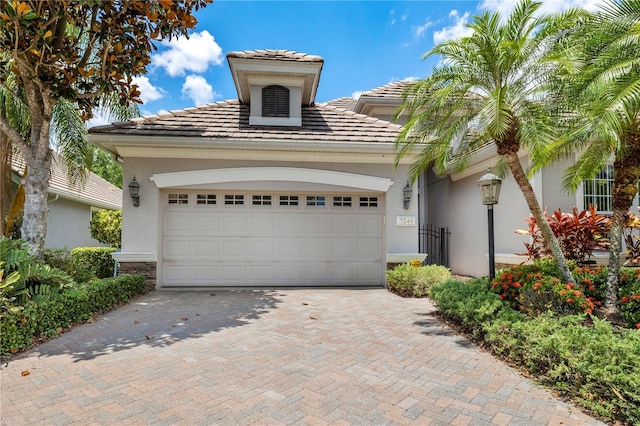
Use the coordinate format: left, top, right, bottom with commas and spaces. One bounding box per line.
419, 224, 451, 267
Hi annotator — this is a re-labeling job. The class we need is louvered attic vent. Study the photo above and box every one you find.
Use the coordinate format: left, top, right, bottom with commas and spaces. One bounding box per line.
262, 85, 289, 117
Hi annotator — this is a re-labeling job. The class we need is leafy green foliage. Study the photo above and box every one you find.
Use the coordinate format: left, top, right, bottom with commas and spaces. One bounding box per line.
386, 263, 451, 297
429, 278, 640, 424
69, 247, 116, 283
89, 146, 122, 188
0, 275, 146, 355
1, 238, 73, 310
517, 206, 610, 264
89, 210, 121, 248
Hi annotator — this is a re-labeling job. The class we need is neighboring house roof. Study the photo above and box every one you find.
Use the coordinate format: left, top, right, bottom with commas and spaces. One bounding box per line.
319, 97, 358, 111
11, 152, 122, 210
354, 79, 416, 117
359, 79, 416, 99
89, 100, 401, 144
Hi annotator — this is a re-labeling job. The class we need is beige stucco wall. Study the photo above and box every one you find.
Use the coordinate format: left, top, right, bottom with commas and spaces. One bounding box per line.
45, 197, 108, 249
120, 157, 420, 263
426, 167, 533, 277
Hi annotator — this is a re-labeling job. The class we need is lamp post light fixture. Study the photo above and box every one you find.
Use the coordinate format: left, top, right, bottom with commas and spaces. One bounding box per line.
128, 176, 140, 207
477, 168, 502, 281
403, 182, 413, 210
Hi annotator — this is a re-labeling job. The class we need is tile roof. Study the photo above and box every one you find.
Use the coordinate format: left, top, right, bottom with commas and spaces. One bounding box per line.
226, 49, 324, 63
320, 97, 358, 111
89, 100, 401, 144
11, 152, 122, 210
360, 79, 416, 98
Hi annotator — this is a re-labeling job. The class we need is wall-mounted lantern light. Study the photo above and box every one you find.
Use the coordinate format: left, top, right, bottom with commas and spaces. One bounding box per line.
403, 182, 413, 210
128, 176, 140, 207
477, 168, 502, 281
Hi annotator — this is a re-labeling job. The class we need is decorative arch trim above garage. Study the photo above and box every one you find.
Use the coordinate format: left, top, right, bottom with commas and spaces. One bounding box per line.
150, 167, 394, 192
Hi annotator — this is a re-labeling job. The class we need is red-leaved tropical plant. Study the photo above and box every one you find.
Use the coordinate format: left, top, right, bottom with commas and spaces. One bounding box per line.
517, 205, 610, 265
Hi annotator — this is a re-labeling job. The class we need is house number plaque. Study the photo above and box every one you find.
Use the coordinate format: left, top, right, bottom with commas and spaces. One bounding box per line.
396, 216, 416, 227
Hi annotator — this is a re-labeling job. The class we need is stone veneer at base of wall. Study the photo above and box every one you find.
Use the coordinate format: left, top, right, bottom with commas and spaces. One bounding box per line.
118, 262, 156, 291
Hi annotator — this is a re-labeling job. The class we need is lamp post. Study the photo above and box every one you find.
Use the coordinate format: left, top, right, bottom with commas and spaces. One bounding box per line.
477, 168, 502, 281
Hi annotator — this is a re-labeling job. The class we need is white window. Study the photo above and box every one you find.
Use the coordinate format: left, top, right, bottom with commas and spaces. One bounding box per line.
279, 195, 299, 206
359, 196, 378, 207
168, 193, 189, 205
583, 164, 640, 213
252, 195, 272, 206
224, 194, 244, 205
196, 194, 216, 205
306, 196, 325, 207
333, 196, 352, 207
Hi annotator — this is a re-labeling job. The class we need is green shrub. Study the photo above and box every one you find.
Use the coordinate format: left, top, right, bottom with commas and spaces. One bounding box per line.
430, 274, 640, 424
386, 263, 451, 297
89, 209, 121, 248
1, 238, 73, 310
619, 268, 640, 329
491, 259, 595, 316
484, 314, 640, 424
0, 275, 146, 355
70, 247, 116, 282
429, 278, 522, 332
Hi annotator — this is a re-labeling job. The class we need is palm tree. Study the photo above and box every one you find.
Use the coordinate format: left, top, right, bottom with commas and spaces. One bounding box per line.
554, 0, 640, 318
395, 0, 583, 284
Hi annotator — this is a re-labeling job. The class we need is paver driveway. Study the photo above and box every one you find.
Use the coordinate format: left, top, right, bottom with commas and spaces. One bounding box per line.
1, 289, 603, 425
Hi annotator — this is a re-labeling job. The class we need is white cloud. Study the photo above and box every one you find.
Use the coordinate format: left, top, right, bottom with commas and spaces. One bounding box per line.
153, 30, 224, 77
351, 91, 364, 99
433, 10, 473, 44
181, 75, 215, 106
479, 0, 603, 15
132, 76, 165, 104
414, 19, 434, 38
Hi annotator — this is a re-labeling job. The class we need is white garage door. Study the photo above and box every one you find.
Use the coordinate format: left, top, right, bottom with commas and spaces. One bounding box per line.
161, 191, 384, 287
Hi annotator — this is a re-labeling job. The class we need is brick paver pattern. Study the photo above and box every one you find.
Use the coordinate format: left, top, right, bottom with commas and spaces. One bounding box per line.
0, 289, 604, 425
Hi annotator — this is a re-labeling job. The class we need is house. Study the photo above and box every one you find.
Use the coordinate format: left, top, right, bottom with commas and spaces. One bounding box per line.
89, 49, 639, 289
89, 50, 423, 289
10, 152, 122, 249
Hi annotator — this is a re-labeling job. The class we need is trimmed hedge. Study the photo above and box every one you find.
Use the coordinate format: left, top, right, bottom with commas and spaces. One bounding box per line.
386, 263, 451, 297
428, 278, 640, 425
70, 247, 117, 282
1, 275, 146, 356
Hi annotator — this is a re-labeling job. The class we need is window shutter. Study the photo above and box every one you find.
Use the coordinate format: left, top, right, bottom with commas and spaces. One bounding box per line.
262, 85, 289, 117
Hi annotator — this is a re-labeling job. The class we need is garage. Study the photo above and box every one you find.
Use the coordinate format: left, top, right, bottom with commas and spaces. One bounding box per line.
160, 190, 384, 287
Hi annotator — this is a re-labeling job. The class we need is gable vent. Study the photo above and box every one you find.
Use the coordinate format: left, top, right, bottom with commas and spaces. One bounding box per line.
262, 85, 289, 117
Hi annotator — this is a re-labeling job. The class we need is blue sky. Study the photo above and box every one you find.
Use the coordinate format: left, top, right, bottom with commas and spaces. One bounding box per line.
94, 0, 603, 123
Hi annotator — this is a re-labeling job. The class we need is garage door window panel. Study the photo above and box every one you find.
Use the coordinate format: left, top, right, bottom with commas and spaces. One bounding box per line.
168, 193, 189, 205
225, 194, 245, 205
333, 196, 352, 207
306, 195, 325, 207
279, 195, 299, 206
196, 194, 217, 205
252, 195, 272, 206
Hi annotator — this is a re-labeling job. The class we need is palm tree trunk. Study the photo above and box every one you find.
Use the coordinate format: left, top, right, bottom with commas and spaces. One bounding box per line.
503, 151, 576, 284
0, 132, 11, 236
605, 134, 640, 318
